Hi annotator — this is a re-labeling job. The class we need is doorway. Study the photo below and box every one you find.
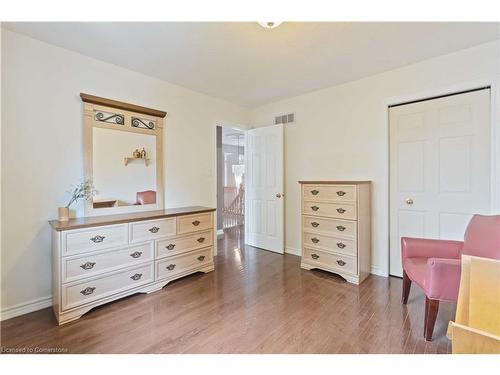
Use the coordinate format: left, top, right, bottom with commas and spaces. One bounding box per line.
389, 88, 492, 277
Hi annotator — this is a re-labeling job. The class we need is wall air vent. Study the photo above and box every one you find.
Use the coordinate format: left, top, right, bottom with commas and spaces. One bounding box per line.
274, 113, 295, 125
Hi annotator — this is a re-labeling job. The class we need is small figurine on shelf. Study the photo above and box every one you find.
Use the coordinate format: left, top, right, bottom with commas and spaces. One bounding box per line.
133, 149, 141, 158
140, 148, 147, 159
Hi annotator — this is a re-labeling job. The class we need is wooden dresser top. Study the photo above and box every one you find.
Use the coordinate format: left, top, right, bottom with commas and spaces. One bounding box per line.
49, 206, 216, 231
298, 180, 371, 184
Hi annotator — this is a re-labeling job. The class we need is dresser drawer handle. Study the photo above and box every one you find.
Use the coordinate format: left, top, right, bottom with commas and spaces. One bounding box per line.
130, 251, 143, 258
80, 286, 96, 296
311, 206, 319, 211
336, 225, 346, 231
311, 189, 319, 195
130, 273, 143, 281
197, 237, 205, 243
166, 244, 176, 250
336, 191, 346, 196
336, 208, 346, 214
337, 242, 346, 249
90, 235, 105, 243
311, 253, 319, 260
197, 255, 206, 262
311, 237, 320, 244
311, 222, 319, 228
80, 261, 96, 270
166, 264, 176, 271
192, 220, 201, 226
148, 226, 160, 233
337, 260, 346, 266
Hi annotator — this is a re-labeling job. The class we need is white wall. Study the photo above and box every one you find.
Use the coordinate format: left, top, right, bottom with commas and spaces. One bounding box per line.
249, 41, 500, 276
0, 29, 248, 316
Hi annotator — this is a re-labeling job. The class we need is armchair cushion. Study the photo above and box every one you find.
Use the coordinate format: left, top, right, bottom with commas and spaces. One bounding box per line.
425, 258, 461, 301
401, 237, 463, 260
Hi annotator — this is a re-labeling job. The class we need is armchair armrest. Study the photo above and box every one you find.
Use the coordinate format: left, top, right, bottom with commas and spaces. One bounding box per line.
401, 237, 463, 260
425, 258, 461, 301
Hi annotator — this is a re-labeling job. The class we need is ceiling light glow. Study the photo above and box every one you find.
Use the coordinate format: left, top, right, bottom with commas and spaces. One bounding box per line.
258, 22, 282, 29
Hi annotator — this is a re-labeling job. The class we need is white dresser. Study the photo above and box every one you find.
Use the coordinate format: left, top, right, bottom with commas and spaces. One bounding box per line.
49, 206, 215, 325
299, 181, 371, 284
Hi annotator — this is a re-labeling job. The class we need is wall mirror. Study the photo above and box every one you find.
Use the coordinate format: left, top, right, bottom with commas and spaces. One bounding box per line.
82, 93, 166, 215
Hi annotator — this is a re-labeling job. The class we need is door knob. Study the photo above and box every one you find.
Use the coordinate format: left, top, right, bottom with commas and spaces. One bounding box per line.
406, 198, 414, 205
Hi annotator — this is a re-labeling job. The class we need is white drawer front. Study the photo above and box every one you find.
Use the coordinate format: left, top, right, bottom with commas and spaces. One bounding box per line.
129, 218, 176, 243
303, 247, 357, 276
62, 263, 154, 311
177, 213, 213, 234
62, 242, 154, 283
156, 247, 213, 280
303, 184, 357, 202
156, 230, 213, 259
303, 201, 357, 220
303, 216, 357, 238
303, 232, 357, 256
63, 224, 128, 255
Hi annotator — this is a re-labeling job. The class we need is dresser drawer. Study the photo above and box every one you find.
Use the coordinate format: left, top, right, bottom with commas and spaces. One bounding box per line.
303, 216, 357, 238
177, 213, 213, 235
62, 242, 154, 283
303, 247, 357, 276
303, 184, 356, 202
303, 201, 357, 220
129, 218, 176, 242
156, 247, 213, 280
156, 230, 213, 259
303, 232, 357, 256
63, 224, 128, 255
61, 263, 154, 311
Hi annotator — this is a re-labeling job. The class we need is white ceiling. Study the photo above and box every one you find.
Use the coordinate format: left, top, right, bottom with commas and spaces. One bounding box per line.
4, 22, 499, 107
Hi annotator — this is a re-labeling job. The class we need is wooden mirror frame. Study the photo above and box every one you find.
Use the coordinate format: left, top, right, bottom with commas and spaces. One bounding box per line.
81, 93, 167, 216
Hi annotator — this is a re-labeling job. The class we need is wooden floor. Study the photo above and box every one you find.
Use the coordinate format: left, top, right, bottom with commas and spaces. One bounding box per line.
1, 226, 454, 353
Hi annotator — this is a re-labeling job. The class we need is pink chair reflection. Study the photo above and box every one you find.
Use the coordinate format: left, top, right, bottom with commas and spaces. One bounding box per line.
401, 214, 500, 341
135, 190, 156, 205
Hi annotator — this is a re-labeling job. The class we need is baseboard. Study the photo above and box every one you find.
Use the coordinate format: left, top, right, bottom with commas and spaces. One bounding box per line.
0, 295, 52, 321
285, 247, 301, 256
370, 266, 388, 277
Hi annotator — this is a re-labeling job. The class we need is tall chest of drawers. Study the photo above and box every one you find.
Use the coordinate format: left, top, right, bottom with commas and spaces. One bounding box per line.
49, 206, 215, 325
299, 181, 371, 284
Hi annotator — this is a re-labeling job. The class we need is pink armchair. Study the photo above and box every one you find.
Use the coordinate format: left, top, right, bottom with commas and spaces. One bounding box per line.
401, 214, 500, 341
135, 190, 156, 205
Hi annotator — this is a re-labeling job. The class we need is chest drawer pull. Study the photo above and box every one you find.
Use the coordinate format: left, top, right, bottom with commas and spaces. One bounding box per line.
336, 225, 346, 231
192, 220, 201, 226
311, 237, 320, 244
166, 264, 176, 271
130, 273, 143, 281
130, 251, 143, 258
311, 253, 320, 260
311, 222, 319, 228
80, 286, 96, 296
311, 189, 319, 195
336, 208, 346, 214
166, 244, 176, 250
197, 237, 205, 243
90, 235, 105, 243
336, 191, 346, 196
197, 255, 206, 262
80, 261, 96, 270
337, 242, 346, 249
311, 206, 319, 211
337, 260, 346, 266
148, 226, 160, 233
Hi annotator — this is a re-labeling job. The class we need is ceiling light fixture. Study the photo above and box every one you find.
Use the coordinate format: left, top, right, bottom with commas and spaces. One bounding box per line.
258, 21, 282, 29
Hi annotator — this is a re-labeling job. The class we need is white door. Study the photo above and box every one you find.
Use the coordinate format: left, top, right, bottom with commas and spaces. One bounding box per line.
245, 124, 285, 253
389, 89, 491, 277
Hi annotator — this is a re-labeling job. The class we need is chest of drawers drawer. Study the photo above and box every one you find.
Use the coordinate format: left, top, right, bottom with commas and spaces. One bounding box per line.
129, 218, 176, 242
156, 247, 213, 280
303, 216, 357, 238
303, 184, 357, 202
62, 242, 154, 283
61, 263, 154, 311
303, 232, 357, 256
303, 201, 357, 220
156, 230, 213, 259
177, 213, 213, 234
303, 247, 357, 276
63, 224, 128, 255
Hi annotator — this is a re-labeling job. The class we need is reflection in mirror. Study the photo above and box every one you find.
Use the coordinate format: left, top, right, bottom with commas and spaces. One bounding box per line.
92, 127, 157, 208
